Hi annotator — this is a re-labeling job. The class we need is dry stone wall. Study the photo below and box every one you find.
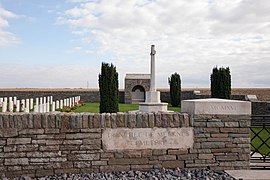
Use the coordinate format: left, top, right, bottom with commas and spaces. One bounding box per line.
0, 112, 250, 178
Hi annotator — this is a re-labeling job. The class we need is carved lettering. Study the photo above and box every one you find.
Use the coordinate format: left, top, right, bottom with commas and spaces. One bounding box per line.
102, 128, 194, 150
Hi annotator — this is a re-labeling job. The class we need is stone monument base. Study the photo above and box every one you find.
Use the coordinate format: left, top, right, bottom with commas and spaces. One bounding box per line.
145, 91, 161, 103
139, 102, 168, 112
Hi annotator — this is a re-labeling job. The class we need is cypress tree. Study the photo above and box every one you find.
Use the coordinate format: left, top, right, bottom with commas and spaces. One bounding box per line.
99, 62, 119, 113
210, 66, 231, 99
168, 72, 181, 107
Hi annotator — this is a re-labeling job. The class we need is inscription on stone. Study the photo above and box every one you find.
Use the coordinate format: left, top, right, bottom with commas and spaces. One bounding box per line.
102, 127, 194, 150
210, 105, 237, 111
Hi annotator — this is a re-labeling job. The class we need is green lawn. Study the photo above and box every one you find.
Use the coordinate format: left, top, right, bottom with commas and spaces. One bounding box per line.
250, 127, 270, 156
72, 102, 180, 113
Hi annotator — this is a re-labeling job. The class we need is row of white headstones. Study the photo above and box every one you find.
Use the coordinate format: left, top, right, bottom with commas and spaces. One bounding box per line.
0, 96, 81, 113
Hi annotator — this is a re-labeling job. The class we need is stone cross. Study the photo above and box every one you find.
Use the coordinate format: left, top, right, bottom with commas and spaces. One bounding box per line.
150, 45, 156, 92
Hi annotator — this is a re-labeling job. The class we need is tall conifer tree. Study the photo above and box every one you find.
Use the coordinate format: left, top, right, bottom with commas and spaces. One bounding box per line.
168, 73, 181, 107
99, 62, 119, 113
211, 66, 231, 99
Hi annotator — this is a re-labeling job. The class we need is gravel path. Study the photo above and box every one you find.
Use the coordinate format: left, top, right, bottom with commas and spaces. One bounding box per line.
10, 168, 234, 180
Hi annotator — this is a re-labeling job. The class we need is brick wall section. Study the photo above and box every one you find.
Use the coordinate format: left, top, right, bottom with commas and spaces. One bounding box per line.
0, 112, 250, 178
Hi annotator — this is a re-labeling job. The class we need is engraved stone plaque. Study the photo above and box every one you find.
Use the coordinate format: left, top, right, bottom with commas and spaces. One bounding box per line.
102, 127, 194, 150
181, 98, 251, 115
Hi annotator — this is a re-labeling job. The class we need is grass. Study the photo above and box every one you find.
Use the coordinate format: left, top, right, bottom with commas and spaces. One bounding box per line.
250, 127, 270, 156
72, 102, 180, 113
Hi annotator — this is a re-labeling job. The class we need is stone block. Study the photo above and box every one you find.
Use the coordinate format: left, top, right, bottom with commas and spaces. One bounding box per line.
142, 113, 149, 128
181, 98, 251, 115
66, 133, 101, 139
110, 113, 117, 128
225, 122, 239, 127
0, 129, 18, 137
116, 112, 125, 127
68, 153, 100, 161
105, 113, 111, 128
159, 155, 176, 161
92, 160, 107, 166
201, 142, 225, 149
161, 113, 169, 127
40, 145, 60, 151
5, 158, 29, 165
82, 113, 90, 128
172, 113, 180, 127
154, 113, 162, 127
17, 144, 38, 152
148, 113, 155, 128
123, 150, 141, 158
141, 149, 152, 157
74, 161, 92, 168
136, 113, 142, 128
168, 149, 188, 155
45, 129, 59, 134
19, 129, 44, 135
108, 158, 148, 165
207, 121, 224, 128
7, 138, 31, 145
46, 139, 63, 145
63, 140, 83, 145
127, 113, 136, 128
162, 160, 184, 168
199, 154, 214, 160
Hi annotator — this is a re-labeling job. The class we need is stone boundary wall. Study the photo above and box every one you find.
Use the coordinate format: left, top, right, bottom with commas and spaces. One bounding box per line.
0, 112, 250, 178
0, 89, 245, 104
252, 101, 270, 115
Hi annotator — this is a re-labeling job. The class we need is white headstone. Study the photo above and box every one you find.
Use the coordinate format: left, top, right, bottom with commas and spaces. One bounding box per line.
46, 103, 50, 112
52, 102, 55, 112
16, 100, 20, 112
56, 100, 59, 109
181, 98, 251, 115
24, 106, 29, 113
2, 102, 7, 112
9, 97, 13, 104
21, 99, 25, 111
60, 100, 63, 109
72, 97, 75, 107
67, 98, 70, 107
30, 98, 34, 110
43, 97, 46, 104
64, 99, 67, 106
40, 97, 43, 105
50, 96, 53, 104
36, 98, 39, 106
39, 104, 43, 113
13, 97, 17, 105
4, 97, 7, 103
245, 95, 257, 101
34, 105, 39, 112
26, 99, 30, 110
8, 101, 13, 112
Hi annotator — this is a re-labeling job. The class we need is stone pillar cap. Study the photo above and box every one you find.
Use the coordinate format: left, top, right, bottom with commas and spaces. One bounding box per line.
181, 98, 251, 115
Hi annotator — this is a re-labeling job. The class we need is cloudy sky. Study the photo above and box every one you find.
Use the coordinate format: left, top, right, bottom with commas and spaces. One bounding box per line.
0, 0, 269, 88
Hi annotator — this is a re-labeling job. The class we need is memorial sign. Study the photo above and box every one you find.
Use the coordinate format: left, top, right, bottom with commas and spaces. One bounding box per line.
102, 127, 194, 150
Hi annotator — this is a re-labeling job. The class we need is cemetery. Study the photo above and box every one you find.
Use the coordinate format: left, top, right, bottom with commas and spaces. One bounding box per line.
0, 45, 269, 179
